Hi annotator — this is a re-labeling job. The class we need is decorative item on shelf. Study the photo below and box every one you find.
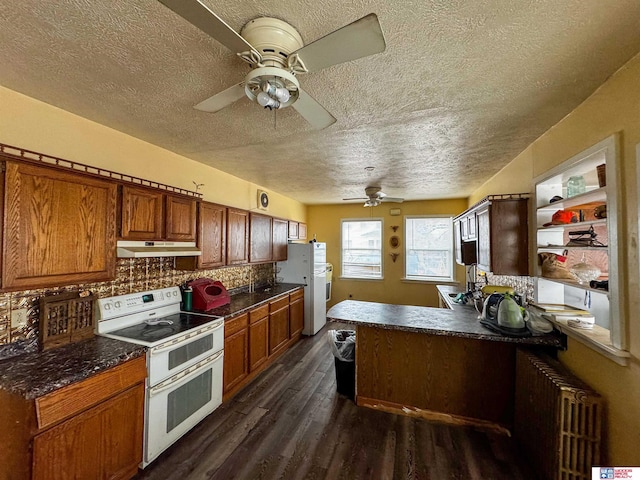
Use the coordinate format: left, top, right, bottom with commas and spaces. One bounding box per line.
389, 236, 400, 249
39, 290, 96, 351
597, 164, 606, 187
566, 175, 586, 198
543, 210, 578, 227
391, 225, 399, 232
538, 251, 575, 280
570, 253, 602, 285
566, 226, 606, 247
389, 253, 399, 262
594, 204, 607, 219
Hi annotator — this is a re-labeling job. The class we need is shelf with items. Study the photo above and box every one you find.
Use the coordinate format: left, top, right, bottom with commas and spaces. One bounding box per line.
533, 134, 627, 362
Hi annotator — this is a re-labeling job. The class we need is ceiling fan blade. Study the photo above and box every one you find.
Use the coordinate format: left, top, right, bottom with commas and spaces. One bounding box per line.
292, 88, 336, 129
291, 13, 386, 73
342, 197, 368, 201
381, 197, 404, 203
157, 0, 260, 57
194, 83, 246, 112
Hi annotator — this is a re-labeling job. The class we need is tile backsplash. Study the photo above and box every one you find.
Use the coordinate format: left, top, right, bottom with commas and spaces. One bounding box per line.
0, 259, 273, 358
482, 273, 535, 303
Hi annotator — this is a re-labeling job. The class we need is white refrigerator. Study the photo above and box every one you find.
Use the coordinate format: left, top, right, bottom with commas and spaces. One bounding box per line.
277, 242, 327, 335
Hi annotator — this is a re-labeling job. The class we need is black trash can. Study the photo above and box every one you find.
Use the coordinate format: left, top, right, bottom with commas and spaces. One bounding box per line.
327, 330, 356, 400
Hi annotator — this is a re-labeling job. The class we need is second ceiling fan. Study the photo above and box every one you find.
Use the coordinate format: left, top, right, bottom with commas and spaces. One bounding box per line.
157, 0, 387, 129
343, 186, 404, 207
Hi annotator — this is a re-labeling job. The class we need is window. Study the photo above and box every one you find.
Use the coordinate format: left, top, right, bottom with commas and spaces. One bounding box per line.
405, 216, 454, 281
341, 219, 382, 279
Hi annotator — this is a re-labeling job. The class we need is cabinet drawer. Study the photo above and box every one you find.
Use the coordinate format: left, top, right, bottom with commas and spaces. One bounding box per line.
249, 304, 269, 324
225, 313, 248, 337
36, 356, 146, 430
289, 289, 303, 302
269, 295, 289, 312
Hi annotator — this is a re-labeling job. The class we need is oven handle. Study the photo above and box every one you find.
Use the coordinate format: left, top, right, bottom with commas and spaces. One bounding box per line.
148, 349, 223, 397
149, 319, 223, 355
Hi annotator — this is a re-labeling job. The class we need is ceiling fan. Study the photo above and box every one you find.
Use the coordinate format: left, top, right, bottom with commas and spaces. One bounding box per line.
157, 0, 387, 129
343, 186, 404, 207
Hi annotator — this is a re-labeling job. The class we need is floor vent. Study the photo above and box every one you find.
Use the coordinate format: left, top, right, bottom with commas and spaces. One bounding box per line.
514, 349, 603, 480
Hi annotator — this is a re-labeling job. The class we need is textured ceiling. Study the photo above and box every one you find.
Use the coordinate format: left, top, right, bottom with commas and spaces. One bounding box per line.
1, 0, 640, 204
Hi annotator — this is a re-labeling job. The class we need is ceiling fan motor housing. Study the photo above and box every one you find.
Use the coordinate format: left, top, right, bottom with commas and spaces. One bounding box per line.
240, 17, 304, 68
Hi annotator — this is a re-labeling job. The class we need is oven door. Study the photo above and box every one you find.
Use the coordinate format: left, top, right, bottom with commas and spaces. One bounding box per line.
144, 350, 223, 467
148, 319, 224, 385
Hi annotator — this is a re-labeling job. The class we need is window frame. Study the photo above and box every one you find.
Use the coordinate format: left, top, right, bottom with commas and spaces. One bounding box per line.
403, 215, 455, 283
340, 217, 384, 280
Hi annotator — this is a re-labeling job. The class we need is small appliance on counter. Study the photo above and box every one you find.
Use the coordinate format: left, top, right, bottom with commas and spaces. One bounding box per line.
480, 293, 531, 337
188, 278, 231, 311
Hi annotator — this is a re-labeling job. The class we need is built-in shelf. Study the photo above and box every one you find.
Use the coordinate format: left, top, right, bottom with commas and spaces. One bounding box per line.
536, 277, 610, 295
536, 219, 608, 230
537, 245, 608, 251
537, 187, 606, 211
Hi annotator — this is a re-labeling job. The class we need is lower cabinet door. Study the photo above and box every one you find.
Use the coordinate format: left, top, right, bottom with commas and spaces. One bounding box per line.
32, 384, 144, 480
249, 316, 269, 372
223, 328, 249, 393
269, 306, 289, 355
289, 298, 304, 338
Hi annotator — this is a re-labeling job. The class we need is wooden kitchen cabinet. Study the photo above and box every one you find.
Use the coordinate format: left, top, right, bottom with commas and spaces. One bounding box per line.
249, 212, 273, 263
119, 185, 196, 241
119, 185, 164, 240
176, 201, 226, 270
227, 208, 249, 265
223, 313, 249, 394
1, 161, 117, 290
269, 295, 290, 355
272, 218, 288, 262
475, 196, 528, 275
298, 222, 307, 240
289, 289, 304, 338
0, 356, 146, 480
249, 304, 269, 372
165, 195, 197, 241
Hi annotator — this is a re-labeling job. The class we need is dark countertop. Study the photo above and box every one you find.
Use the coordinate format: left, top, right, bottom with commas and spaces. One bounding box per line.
201, 283, 304, 318
326, 299, 565, 347
0, 336, 146, 400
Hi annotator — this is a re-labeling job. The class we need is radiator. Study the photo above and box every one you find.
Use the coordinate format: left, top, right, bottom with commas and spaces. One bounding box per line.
514, 349, 603, 480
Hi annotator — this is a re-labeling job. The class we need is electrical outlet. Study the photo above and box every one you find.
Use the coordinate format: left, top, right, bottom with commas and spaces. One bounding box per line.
11, 309, 29, 328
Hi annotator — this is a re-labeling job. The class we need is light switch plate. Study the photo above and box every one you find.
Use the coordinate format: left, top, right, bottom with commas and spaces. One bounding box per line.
11, 309, 29, 328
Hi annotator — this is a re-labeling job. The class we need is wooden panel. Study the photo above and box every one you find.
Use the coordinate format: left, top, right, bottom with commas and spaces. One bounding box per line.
32, 384, 144, 480
249, 213, 273, 263
177, 202, 226, 270
249, 316, 269, 372
288, 220, 299, 240
227, 208, 249, 265
289, 297, 304, 338
249, 304, 269, 324
272, 218, 288, 262
120, 185, 164, 240
489, 199, 529, 275
298, 222, 307, 240
476, 206, 491, 271
36, 356, 146, 430
2, 162, 117, 290
224, 313, 248, 338
269, 305, 289, 355
223, 328, 249, 393
0, 389, 36, 480
165, 195, 196, 241
269, 295, 289, 312
356, 326, 515, 425
289, 288, 304, 302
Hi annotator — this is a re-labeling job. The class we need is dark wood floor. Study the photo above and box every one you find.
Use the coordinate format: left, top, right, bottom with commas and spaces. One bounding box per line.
135, 323, 537, 480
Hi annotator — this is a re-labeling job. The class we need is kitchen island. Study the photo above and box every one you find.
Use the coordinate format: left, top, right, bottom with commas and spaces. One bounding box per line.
326, 298, 564, 431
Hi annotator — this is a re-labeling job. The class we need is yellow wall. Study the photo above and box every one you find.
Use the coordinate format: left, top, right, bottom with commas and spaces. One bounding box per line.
308, 199, 468, 308
471, 53, 640, 464
0, 86, 306, 221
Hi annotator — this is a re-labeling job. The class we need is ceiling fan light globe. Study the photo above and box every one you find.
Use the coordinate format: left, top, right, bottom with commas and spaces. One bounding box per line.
257, 91, 279, 108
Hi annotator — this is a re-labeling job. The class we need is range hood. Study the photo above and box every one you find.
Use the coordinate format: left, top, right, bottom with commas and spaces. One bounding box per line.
117, 241, 201, 258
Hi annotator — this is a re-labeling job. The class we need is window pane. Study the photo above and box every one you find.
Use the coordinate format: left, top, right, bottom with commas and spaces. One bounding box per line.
342, 220, 382, 278
405, 217, 453, 280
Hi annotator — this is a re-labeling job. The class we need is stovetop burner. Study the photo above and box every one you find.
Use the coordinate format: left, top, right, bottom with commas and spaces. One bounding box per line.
106, 312, 222, 344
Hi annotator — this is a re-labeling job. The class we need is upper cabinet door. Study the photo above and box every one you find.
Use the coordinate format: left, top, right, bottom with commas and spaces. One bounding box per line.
227, 208, 249, 265
2, 162, 117, 290
272, 218, 288, 262
198, 202, 226, 268
288, 221, 299, 240
165, 195, 196, 241
249, 213, 273, 263
120, 186, 164, 240
298, 222, 307, 240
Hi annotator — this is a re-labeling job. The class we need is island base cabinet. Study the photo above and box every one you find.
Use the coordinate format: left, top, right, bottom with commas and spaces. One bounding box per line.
32, 384, 144, 480
356, 326, 515, 427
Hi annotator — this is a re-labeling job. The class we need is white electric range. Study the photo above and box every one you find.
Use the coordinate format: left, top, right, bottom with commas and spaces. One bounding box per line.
96, 286, 224, 467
